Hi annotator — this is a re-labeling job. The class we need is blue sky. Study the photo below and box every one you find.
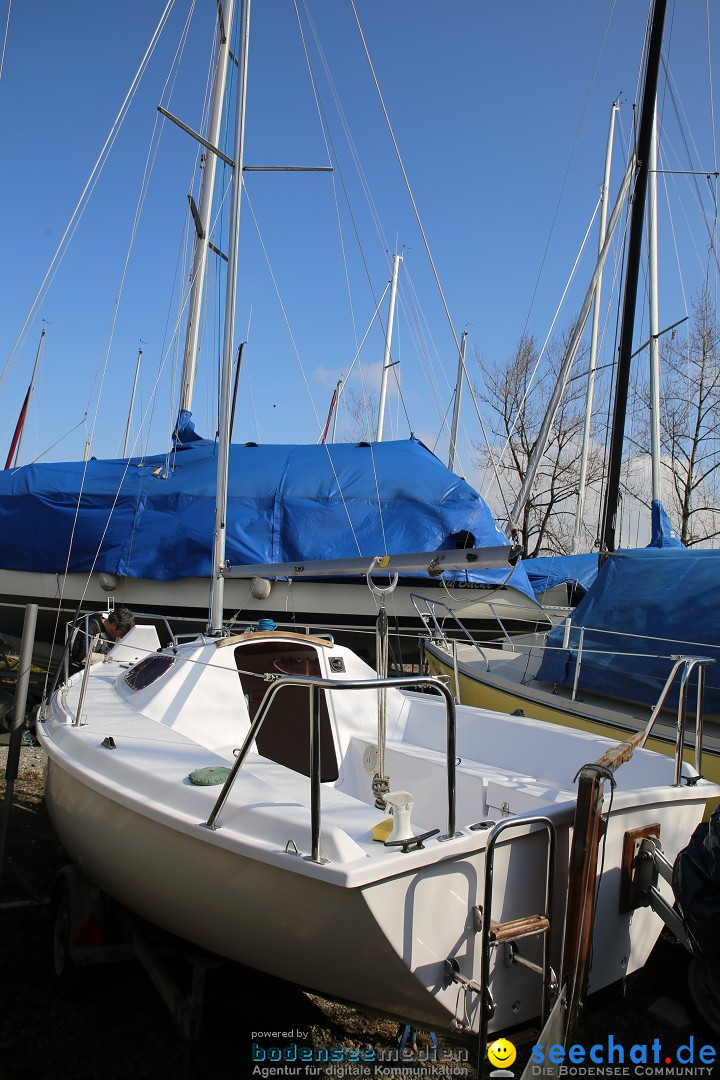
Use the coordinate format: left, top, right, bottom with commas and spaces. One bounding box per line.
0, 1, 717, 519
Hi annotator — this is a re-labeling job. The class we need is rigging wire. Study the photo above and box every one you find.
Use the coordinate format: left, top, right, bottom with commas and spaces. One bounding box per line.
393, 269, 458, 449
301, 3, 395, 284
293, 25, 427, 591
86, 1, 200, 467
294, 0, 387, 453
349, 0, 509, 505
40, 2, 227, 653
349, 0, 459, 360
334, 283, 391, 390
298, 1, 474, 476
348, 7, 464, 367
0, 0, 11, 80
294, 0, 361, 361
60, 261, 209, 630
0, 0, 178, 392
296, 0, 404, 455
22, 3, 203, 475
242, 189, 323, 434
243, 185, 369, 558
238, 4, 402, 563
660, 57, 720, 278
479, 195, 604, 518
512, 0, 621, 348
17, 418, 89, 466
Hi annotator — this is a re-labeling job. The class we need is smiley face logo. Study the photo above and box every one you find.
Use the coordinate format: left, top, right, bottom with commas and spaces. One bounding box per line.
487, 1038, 517, 1069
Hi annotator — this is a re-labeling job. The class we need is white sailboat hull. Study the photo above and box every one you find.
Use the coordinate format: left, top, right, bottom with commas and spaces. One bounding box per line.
0, 566, 548, 644
37, 629, 716, 1036
44, 754, 704, 1033
45, 763, 464, 1031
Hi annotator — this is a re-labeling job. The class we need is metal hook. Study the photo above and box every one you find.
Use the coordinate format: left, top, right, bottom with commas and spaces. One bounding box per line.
366, 556, 399, 598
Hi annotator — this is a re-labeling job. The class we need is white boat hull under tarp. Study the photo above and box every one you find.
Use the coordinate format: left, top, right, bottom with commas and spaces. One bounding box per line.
0, 437, 548, 650
38, 626, 717, 1035
0, 565, 549, 653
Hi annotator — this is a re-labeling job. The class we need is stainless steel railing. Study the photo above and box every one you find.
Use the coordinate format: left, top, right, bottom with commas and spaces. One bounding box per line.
411, 594, 495, 669
204, 673, 458, 861
636, 655, 716, 783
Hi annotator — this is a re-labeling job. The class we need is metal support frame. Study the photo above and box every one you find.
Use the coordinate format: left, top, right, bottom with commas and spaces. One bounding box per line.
0, 604, 39, 900
55, 863, 221, 1044
622, 834, 693, 951
119, 909, 221, 1042
309, 685, 322, 863
485, 603, 515, 649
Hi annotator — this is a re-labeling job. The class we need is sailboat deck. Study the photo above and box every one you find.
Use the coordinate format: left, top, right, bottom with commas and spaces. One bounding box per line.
337, 734, 577, 827
45, 666, 581, 885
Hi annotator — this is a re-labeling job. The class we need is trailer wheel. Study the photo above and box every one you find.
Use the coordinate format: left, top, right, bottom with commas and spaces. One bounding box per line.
51, 874, 81, 993
50, 864, 110, 994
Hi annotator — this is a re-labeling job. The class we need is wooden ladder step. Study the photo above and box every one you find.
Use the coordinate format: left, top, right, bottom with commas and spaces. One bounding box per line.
489, 914, 549, 942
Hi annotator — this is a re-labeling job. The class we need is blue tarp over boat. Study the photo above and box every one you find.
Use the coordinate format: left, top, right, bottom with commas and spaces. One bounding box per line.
520, 500, 682, 599
648, 498, 683, 548
0, 437, 534, 595
521, 553, 599, 599
535, 546, 720, 713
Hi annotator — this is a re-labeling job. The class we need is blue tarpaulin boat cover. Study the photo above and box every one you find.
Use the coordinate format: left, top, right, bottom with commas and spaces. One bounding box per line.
648, 498, 683, 548
520, 500, 681, 599
536, 546, 720, 713
521, 553, 599, 599
0, 437, 533, 595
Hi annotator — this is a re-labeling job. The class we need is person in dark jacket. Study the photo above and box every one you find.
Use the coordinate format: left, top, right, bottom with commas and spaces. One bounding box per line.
69, 607, 135, 672
673, 804, 720, 1033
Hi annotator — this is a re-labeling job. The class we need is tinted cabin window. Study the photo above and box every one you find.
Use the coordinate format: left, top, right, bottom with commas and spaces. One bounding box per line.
124, 654, 176, 691
234, 642, 338, 782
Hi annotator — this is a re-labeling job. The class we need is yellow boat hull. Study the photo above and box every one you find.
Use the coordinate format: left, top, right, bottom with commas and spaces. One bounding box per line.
425, 646, 720, 812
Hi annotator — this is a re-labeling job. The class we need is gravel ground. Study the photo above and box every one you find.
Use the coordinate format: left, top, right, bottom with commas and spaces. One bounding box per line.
1, 743, 717, 1080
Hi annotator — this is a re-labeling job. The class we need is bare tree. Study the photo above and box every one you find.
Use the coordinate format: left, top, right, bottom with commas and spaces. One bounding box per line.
472, 330, 607, 557
338, 386, 378, 443
656, 288, 720, 545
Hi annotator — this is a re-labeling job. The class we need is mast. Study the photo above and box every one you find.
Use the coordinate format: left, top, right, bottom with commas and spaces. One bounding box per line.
509, 153, 636, 532
376, 253, 402, 442
122, 345, 143, 458
572, 102, 618, 552
599, 0, 668, 555
177, 0, 238, 421
321, 379, 342, 444
209, 0, 250, 631
648, 106, 662, 501
331, 378, 343, 443
5, 326, 46, 469
448, 330, 467, 472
